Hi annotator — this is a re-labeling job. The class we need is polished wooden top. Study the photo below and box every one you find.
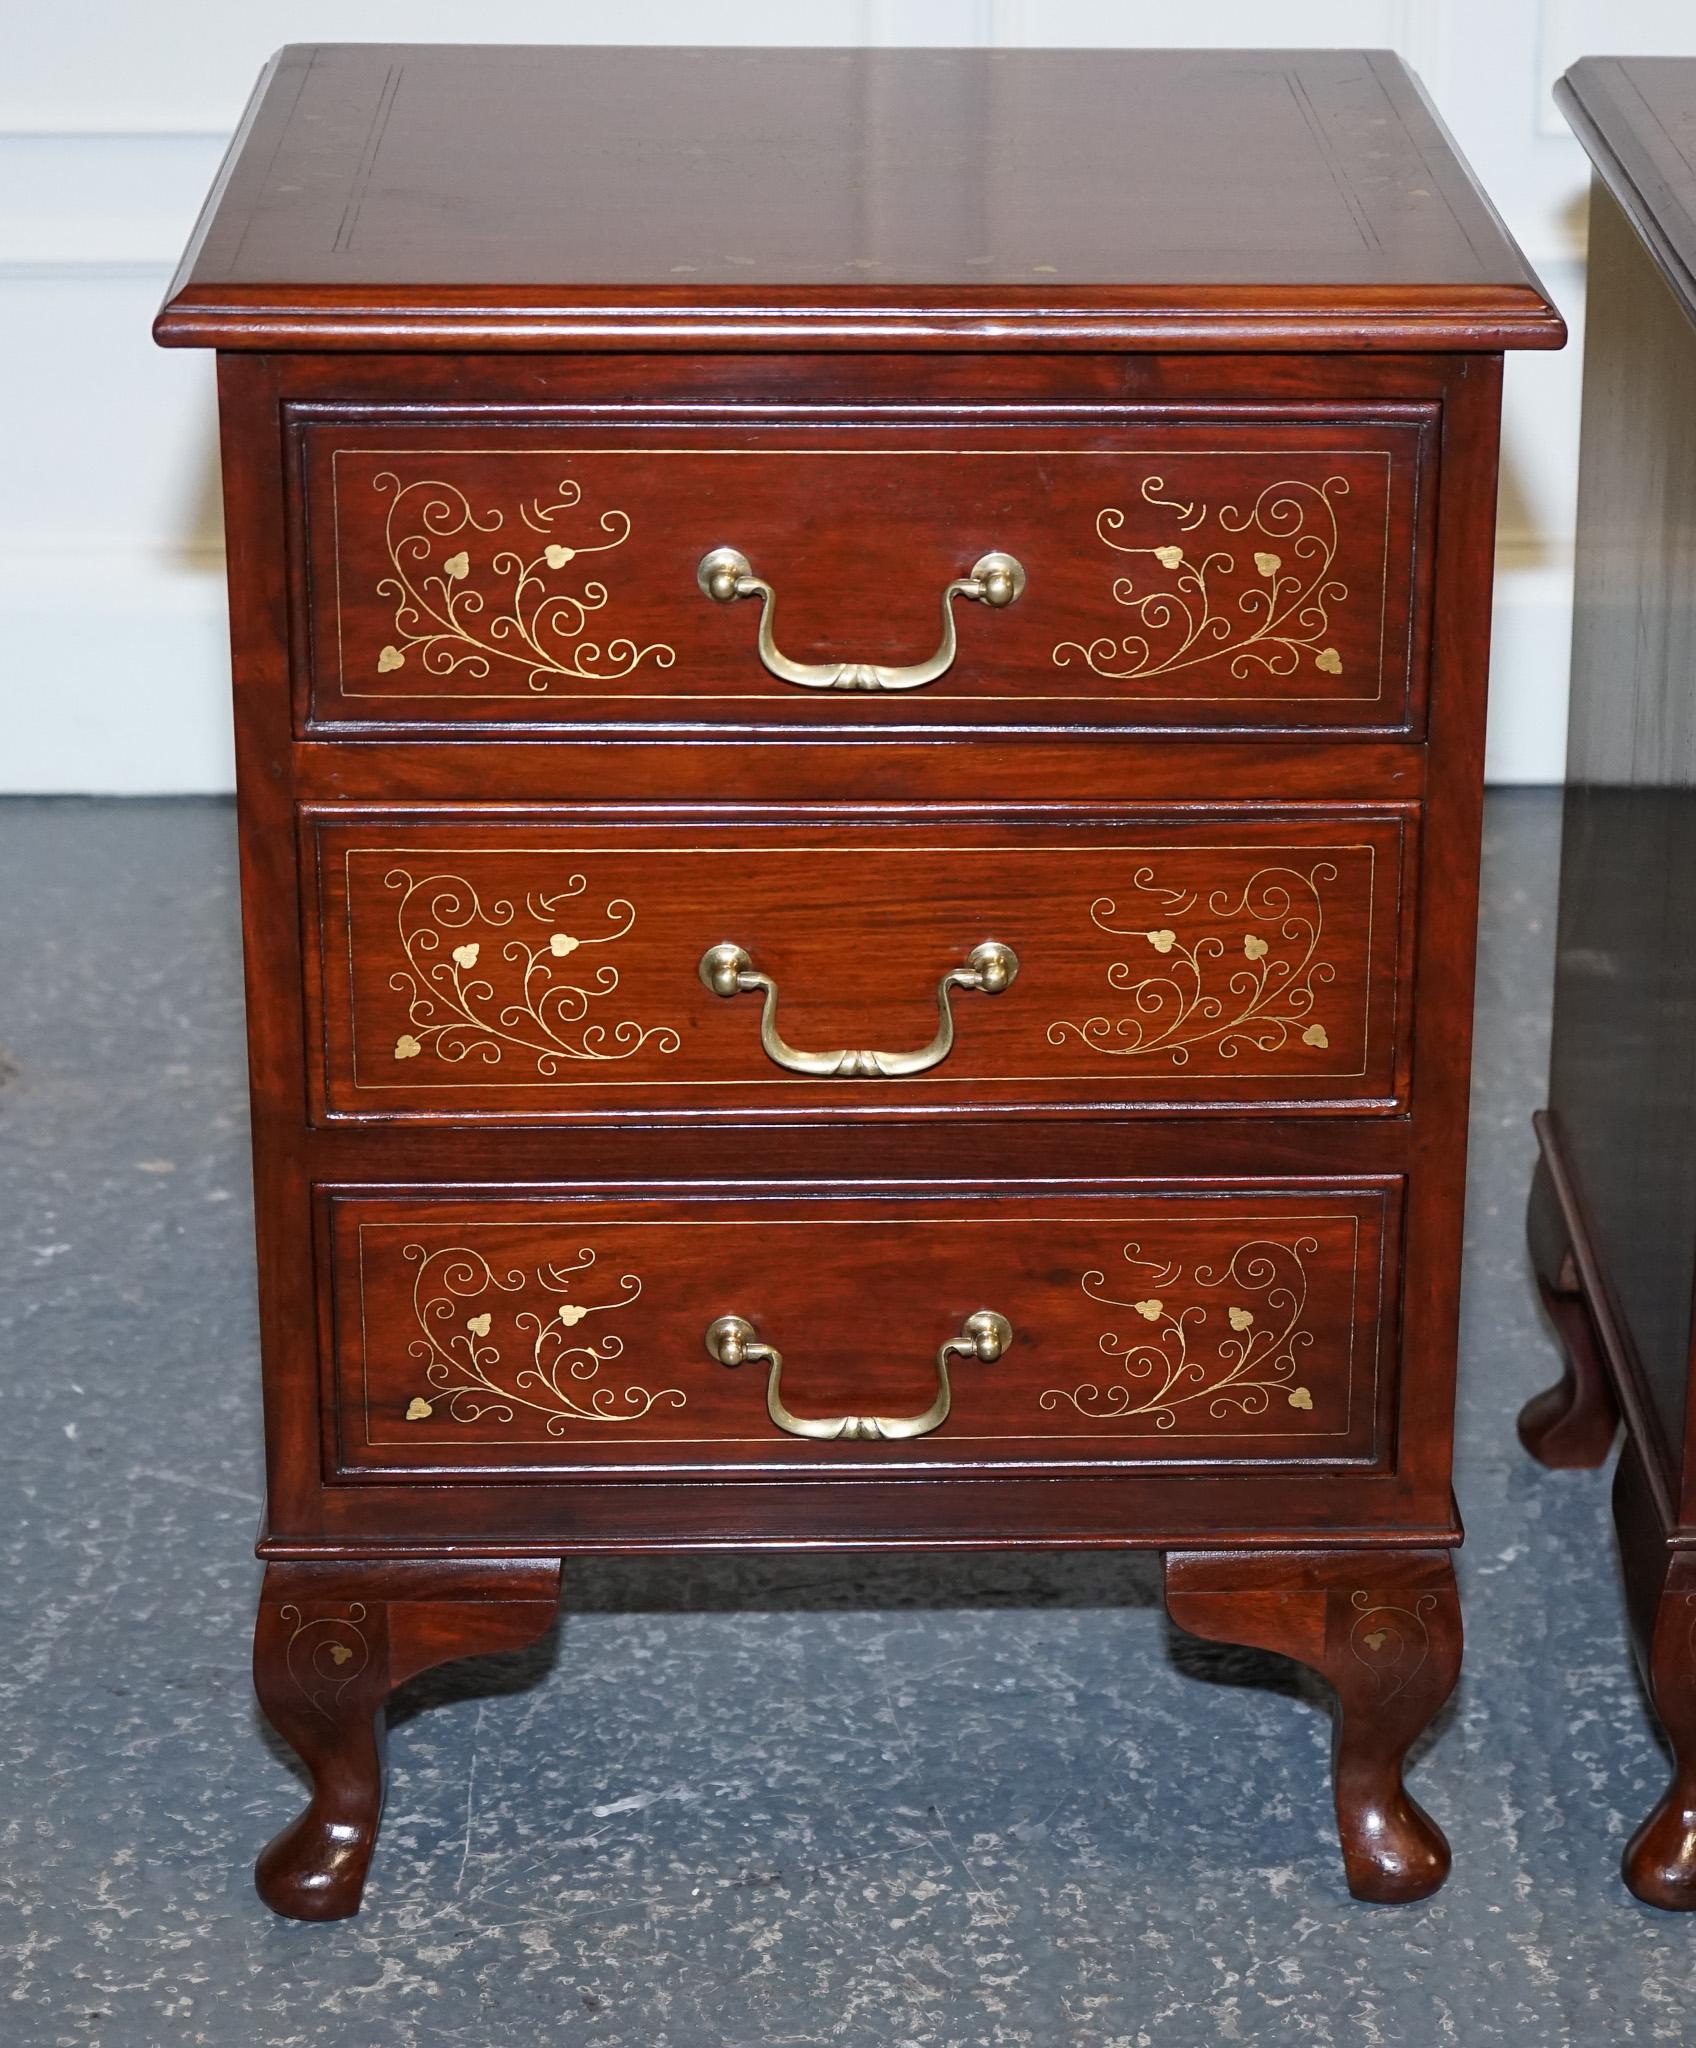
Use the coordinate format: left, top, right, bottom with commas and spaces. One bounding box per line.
1559, 58, 1696, 324
157, 44, 1561, 353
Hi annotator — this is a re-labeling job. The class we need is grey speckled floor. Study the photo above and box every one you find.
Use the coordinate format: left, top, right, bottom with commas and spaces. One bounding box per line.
1, 791, 1692, 2046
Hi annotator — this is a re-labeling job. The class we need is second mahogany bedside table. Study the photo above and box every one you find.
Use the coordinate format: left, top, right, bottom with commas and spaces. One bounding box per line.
1523, 55, 1696, 1909
155, 42, 1563, 1917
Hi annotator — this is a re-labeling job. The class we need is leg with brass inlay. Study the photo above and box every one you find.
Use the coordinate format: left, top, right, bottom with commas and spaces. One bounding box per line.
1518, 1143, 1619, 1469
251, 1558, 561, 1921
1164, 1548, 1462, 1903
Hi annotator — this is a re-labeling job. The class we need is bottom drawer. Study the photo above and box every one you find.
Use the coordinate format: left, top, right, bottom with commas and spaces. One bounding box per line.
322, 1182, 1400, 1479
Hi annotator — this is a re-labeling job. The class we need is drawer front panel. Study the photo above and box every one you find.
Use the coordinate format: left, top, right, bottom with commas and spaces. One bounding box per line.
324, 1185, 1398, 1477
299, 419, 1429, 732
308, 810, 1413, 1118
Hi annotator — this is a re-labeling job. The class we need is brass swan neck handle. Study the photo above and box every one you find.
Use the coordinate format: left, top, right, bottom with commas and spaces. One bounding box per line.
698, 939, 1019, 1078
704, 1308, 1012, 1441
696, 546, 1025, 691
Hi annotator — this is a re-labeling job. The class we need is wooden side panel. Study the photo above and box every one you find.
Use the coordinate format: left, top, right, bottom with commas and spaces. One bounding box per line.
323, 1183, 1399, 1478
306, 808, 1414, 1119
298, 418, 1429, 731
1549, 180, 1696, 1493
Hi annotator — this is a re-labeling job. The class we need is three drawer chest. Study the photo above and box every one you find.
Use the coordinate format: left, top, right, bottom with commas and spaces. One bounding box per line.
156, 43, 1563, 1916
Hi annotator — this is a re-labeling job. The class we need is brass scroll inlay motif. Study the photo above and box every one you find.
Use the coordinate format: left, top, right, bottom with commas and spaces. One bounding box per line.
280, 1603, 370, 1718
402, 1244, 684, 1433
1047, 863, 1336, 1065
384, 868, 682, 1074
1053, 476, 1350, 684
371, 472, 676, 688
1348, 1592, 1436, 1703
1041, 1236, 1318, 1428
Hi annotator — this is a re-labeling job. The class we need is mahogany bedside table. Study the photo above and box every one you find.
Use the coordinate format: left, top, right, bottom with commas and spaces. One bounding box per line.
156, 43, 1562, 1918
1523, 55, 1696, 1910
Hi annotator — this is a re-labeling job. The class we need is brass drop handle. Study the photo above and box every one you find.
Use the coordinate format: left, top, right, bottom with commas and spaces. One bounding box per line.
696, 545, 1025, 691
698, 939, 1019, 1078
704, 1308, 1012, 1441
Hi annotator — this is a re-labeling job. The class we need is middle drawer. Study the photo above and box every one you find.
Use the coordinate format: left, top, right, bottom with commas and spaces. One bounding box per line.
305, 806, 1415, 1120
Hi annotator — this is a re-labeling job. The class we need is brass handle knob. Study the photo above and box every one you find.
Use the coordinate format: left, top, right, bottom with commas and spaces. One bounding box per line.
698, 939, 1019, 1078
704, 1308, 1012, 1441
696, 546, 1025, 691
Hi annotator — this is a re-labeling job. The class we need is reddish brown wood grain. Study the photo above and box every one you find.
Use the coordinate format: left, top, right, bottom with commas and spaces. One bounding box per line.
153, 46, 1563, 355
306, 808, 1411, 1120
253, 1558, 560, 1919
1166, 1548, 1462, 1903
158, 40, 1563, 1914
324, 1184, 1396, 1477
301, 423, 1423, 731
206, 338, 1507, 1562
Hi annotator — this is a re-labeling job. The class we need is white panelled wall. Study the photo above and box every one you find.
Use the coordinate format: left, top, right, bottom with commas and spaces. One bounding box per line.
4, 0, 1693, 792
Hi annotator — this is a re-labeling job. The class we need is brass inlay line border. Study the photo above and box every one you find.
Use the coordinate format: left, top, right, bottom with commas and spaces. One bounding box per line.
325, 445, 1398, 705
335, 839, 1389, 1092
351, 1209, 1380, 1448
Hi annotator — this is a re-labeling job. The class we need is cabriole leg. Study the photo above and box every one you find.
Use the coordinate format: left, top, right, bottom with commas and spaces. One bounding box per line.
252, 1557, 561, 1920
1519, 1139, 1619, 1468
1165, 1548, 1462, 1903
1614, 1453, 1696, 1910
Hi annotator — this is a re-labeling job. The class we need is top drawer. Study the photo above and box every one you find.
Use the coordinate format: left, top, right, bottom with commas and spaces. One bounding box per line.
294, 415, 1433, 735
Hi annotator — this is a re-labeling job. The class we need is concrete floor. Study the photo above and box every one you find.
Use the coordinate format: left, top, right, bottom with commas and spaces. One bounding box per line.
0, 790, 1691, 2046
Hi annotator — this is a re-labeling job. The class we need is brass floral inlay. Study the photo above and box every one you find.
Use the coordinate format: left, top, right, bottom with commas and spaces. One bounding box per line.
279, 1603, 370, 1718
1046, 862, 1337, 1065
1053, 476, 1350, 684
371, 472, 675, 689
1348, 1591, 1436, 1702
1040, 1236, 1319, 1428
403, 1244, 684, 1433
383, 868, 681, 1074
